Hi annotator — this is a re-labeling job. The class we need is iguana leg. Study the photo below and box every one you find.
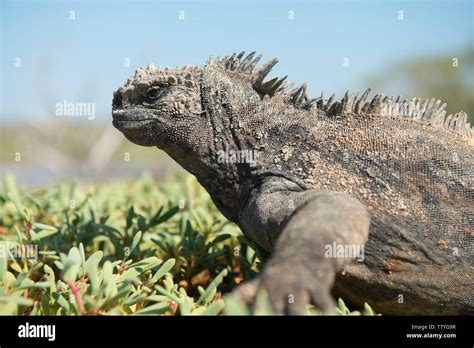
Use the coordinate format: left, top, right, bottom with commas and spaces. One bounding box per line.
235, 178, 370, 314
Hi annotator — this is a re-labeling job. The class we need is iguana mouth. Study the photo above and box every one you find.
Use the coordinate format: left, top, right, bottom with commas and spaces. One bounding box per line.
112, 109, 159, 129
111, 107, 166, 147
112, 109, 155, 121
112, 118, 155, 130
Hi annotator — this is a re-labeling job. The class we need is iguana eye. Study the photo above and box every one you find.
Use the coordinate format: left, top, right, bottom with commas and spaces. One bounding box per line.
146, 86, 165, 100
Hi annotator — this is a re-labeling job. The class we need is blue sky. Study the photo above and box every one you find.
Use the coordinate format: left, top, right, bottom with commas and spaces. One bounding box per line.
1, 0, 472, 123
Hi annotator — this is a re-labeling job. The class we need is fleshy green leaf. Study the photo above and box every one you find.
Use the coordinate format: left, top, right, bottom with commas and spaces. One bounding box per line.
61, 247, 82, 282
84, 251, 103, 293
197, 268, 228, 305
150, 258, 175, 283
133, 302, 169, 315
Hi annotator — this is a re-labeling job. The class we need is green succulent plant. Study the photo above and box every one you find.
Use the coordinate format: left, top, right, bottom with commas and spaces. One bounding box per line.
0, 173, 376, 316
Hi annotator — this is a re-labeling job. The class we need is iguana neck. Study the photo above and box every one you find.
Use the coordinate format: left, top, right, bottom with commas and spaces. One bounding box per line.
162, 117, 244, 223
170, 77, 255, 222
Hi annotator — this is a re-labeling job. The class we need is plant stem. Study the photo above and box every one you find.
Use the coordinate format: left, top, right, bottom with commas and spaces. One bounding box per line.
67, 281, 84, 315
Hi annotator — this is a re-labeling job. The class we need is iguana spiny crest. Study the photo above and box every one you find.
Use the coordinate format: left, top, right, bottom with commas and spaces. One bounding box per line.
211, 51, 472, 135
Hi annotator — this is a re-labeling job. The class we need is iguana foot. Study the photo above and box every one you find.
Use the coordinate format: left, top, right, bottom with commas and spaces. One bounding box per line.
261, 260, 336, 315
231, 278, 260, 304
238, 188, 371, 315
232, 261, 335, 315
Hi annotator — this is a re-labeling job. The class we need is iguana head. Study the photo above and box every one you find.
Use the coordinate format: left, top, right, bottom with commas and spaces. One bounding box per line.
112, 51, 313, 152
112, 63, 203, 148
112, 51, 314, 220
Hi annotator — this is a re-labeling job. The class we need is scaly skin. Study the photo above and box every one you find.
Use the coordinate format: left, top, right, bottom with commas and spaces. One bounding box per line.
112, 51, 473, 315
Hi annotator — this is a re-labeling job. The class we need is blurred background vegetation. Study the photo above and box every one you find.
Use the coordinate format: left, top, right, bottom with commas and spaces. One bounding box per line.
368, 48, 474, 123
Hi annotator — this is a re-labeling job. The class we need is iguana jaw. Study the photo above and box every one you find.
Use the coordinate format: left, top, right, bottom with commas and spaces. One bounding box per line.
112, 108, 164, 146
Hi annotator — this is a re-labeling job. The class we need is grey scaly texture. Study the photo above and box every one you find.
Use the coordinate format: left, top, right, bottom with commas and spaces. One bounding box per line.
112, 51, 473, 315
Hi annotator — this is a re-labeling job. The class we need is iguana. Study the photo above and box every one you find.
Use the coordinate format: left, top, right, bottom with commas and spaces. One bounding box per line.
112, 51, 474, 315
